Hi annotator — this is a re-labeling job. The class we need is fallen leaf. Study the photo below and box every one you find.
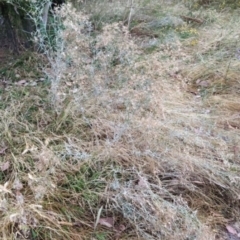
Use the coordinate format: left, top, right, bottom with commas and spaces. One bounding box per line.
114, 224, 126, 232
114, 224, 127, 240
196, 79, 201, 84
16, 80, 27, 86
66, 81, 72, 86
98, 217, 115, 228
226, 225, 237, 235
1, 161, 10, 171
118, 224, 126, 232
29, 81, 37, 86
198, 81, 209, 87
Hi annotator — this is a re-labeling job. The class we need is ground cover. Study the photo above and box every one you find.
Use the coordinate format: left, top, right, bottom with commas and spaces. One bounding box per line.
0, 1, 240, 239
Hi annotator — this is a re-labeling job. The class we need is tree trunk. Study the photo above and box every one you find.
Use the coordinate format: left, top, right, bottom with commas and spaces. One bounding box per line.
0, 3, 19, 54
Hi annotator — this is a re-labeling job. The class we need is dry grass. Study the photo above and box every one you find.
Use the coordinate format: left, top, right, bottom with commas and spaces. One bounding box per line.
0, 1, 240, 239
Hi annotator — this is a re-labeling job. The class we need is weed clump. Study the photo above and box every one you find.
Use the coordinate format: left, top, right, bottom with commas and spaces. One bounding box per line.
0, 1, 240, 239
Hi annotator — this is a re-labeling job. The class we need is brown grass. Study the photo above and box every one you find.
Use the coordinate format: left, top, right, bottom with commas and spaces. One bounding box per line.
0, 1, 240, 239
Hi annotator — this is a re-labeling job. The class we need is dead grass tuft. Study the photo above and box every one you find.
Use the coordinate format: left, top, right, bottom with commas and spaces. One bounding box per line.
1, 1, 240, 239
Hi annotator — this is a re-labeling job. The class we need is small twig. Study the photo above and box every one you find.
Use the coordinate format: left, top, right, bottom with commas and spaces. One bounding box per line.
127, 0, 134, 30
180, 15, 204, 24
94, 205, 103, 230
42, 1, 51, 29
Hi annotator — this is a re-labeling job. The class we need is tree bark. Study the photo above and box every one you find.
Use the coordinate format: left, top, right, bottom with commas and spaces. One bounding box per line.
0, 3, 19, 54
